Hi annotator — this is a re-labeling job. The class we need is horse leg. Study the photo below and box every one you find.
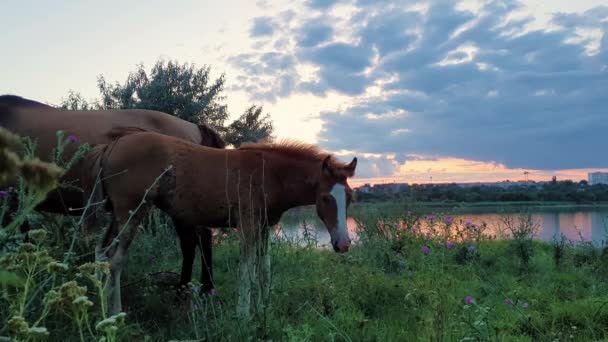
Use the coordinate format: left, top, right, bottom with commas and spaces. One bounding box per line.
2, 196, 33, 242
174, 222, 196, 292
251, 226, 271, 320
197, 227, 215, 294
237, 238, 256, 320
98, 209, 146, 316
259, 226, 271, 308
237, 224, 271, 321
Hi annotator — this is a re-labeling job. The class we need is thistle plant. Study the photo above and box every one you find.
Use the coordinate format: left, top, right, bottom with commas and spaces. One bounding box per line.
0, 127, 125, 342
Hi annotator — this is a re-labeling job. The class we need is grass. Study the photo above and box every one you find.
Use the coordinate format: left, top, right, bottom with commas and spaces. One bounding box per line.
89, 212, 608, 341
3, 204, 608, 341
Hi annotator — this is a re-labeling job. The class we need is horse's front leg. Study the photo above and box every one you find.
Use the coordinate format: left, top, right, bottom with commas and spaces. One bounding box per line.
101, 212, 144, 316
236, 224, 271, 321
174, 222, 196, 290
259, 226, 271, 306
237, 238, 255, 320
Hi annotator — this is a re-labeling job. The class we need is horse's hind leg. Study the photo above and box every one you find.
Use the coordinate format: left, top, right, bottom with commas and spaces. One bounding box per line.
197, 227, 214, 294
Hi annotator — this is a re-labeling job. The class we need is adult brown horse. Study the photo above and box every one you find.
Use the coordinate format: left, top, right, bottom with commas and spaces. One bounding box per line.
0, 94, 224, 295
85, 129, 357, 319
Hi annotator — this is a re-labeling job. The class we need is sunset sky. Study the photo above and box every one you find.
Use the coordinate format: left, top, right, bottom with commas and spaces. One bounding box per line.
1, 0, 607, 186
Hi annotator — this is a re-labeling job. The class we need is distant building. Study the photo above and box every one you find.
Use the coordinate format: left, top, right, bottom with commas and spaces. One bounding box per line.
588, 172, 608, 185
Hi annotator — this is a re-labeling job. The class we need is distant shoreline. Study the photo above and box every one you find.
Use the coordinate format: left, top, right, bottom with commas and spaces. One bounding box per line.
286, 201, 608, 216
352, 201, 608, 214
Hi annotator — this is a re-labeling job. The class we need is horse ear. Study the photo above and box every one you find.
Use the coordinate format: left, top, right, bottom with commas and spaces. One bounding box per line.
344, 157, 357, 177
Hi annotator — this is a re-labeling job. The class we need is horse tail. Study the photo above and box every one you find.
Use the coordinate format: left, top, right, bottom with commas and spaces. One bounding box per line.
81, 143, 112, 240
81, 135, 130, 241
197, 123, 226, 148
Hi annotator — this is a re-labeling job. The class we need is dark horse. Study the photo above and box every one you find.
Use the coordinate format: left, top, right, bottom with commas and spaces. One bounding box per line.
0, 94, 224, 294
85, 129, 357, 319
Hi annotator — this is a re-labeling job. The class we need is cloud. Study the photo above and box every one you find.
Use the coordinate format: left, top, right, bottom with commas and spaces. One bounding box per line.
333, 152, 400, 179
297, 19, 333, 47
304, 0, 341, 9
250, 17, 276, 37
231, 0, 608, 170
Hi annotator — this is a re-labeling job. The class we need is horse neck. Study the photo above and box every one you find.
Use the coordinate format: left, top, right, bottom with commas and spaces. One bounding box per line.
265, 154, 319, 211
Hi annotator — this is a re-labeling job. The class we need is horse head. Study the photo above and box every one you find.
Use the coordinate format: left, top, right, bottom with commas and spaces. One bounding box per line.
315, 155, 357, 253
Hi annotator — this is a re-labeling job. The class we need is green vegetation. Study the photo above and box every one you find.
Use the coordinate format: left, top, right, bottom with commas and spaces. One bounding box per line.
58, 58, 274, 147
2, 127, 608, 341
356, 181, 608, 205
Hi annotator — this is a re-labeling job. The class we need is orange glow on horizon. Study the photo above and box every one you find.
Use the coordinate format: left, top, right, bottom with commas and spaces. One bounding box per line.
348, 156, 608, 187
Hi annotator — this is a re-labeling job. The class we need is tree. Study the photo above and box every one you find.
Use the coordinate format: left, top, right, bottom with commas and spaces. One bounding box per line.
58, 58, 275, 145
96, 59, 228, 130
225, 105, 274, 147
59, 90, 93, 110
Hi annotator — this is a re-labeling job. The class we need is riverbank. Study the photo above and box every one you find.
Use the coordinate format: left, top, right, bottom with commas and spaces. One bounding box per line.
284, 200, 608, 217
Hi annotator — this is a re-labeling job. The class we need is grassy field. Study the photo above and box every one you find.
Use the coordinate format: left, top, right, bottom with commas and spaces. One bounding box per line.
2, 206, 608, 341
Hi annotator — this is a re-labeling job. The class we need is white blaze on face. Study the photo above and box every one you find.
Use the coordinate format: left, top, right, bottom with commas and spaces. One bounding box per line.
330, 183, 347, 239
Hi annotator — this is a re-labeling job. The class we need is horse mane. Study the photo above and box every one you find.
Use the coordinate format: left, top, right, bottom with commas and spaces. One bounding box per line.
0, 95, 52, 108
238, 139, 349, 168
197, 123, 226, 148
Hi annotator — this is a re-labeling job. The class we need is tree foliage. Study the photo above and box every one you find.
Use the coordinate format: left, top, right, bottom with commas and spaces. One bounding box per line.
58, 58, 275, 145
96, 59, 228, 130
355, 181, 608, 204
59, 90, 93, 111
225, 105, 274, 147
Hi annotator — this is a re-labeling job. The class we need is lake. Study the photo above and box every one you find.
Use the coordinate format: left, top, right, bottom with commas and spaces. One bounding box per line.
277, 206, 608, 248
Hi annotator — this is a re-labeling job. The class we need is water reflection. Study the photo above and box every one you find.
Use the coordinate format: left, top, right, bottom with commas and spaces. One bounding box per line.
278, 211, 608, 248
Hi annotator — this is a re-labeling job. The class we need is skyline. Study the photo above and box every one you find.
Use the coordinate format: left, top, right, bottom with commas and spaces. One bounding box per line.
1, 0, 607, 185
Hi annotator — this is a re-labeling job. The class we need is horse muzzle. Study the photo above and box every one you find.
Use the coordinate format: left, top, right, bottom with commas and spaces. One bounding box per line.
332, 237, 351, 253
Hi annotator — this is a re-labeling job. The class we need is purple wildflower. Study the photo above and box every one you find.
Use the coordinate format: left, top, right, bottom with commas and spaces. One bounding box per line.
68, 135, 78, 144
465, 221, 473, 229
0, 191, 7, 198
446, 241, 455, 249
426, 215, 436, 222
464, 295, 473, 305
421, 246, 430, 255
443, 216, 453, 225
504, 298, 513, 305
